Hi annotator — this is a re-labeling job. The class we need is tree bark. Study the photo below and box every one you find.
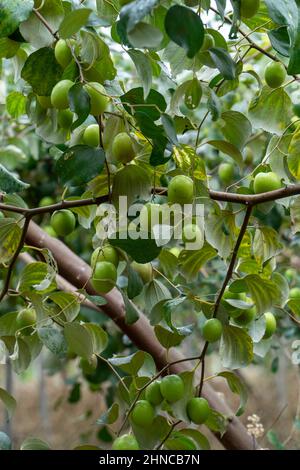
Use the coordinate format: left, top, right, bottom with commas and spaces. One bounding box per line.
25, 220, 256, 450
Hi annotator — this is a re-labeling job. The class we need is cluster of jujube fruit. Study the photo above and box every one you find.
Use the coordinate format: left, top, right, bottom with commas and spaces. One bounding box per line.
112, 374, 211, 450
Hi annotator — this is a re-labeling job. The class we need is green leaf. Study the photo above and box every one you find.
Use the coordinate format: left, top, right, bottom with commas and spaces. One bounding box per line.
0, 164, 29, 193
64, 322, 93, 359
206, 140, 243, 167
165, 5, 204, 58
0, 312, 18, 336
18, 262, 56, 294
56, 145, 105, 186
249, 86, 292, 135
220, 325, 253, 369
128, 49, 152, 99
127, 265, 144, 300
253, 226, 283, 264
179, 243, 217, 281
84, 323, 108, 355
0, 387, 16, 419
123, 294, 140, 324
21, 47, 63, 96
145, 279, 171, 313
132, 415, 171, 450
205, 409, 228, 436
0, 0, 34, 38
96, 0, 119, 25
268, 27, 290, 57
0, 218, 22, 264
38, 326, 67, 358
48, 292, 80, 322
231, 274, 279, 314
0, 37, 20, 58
111, 164, 151, 207
165, 433, 197, 450
154, 323, 189, 349
209, 47, 237, 80
205, 212, 236, 259
110, 232, 161, 263
121, 87, 166, 121
119, 0, 158, 33
20, 0, 64, 48
59, 8, 92, 38
21, 437, 51, 450
109, 350, 146, 375
6, 91, 26, 118
161, 113, 178, 146
179, 428, 210, 450
128, 22, 163, 49
287, 3, 300, 74
97, 403, 119, 425
221, 111, 252, 151
68, 83, 91, 131
217, 371, 248, 416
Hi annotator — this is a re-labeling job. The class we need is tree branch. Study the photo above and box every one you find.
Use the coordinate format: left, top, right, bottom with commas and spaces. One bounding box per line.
1, 184, 300, 217
0, 217, 31, 302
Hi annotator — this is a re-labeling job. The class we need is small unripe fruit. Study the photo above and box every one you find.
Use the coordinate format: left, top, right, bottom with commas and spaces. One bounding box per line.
84, 82, 109, 116
57, 109, 73, 129
16, 308, 36, 335
112, 132, 136, 164
83, 124, 100, 147
263, 312, 277, 339
91, 261, 117, 294
285, 269, 296, 282
222, 289, 247, 319
112, 434, 139, 450
51, 209, 76, 237
54, 39, 72, 68
265, 62, 286, 89
201, 33, 215, 51
182, 223, 203, 246
168, 175, 194, 205
253, 172, 281, 194
39, 196, 55, 207
51, 80, 74, 109
37, 95, 52, 109
240, 0, 260, 19
91, 245, 119, 268
218, 163, 234, 185
290, 287, 300, 299
186, 397, 210, 424
131, 261, 152, 283
203, 318, 223, 342
160, 375, 184, 403
145, 380, 163, 406
43, 225, 57, 238
234, 306, 256, 326
131, 400, 155, 427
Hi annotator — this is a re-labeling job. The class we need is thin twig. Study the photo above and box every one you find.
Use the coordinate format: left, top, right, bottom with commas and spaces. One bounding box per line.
0, 217, 31, 302
155, 420, 181, 450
